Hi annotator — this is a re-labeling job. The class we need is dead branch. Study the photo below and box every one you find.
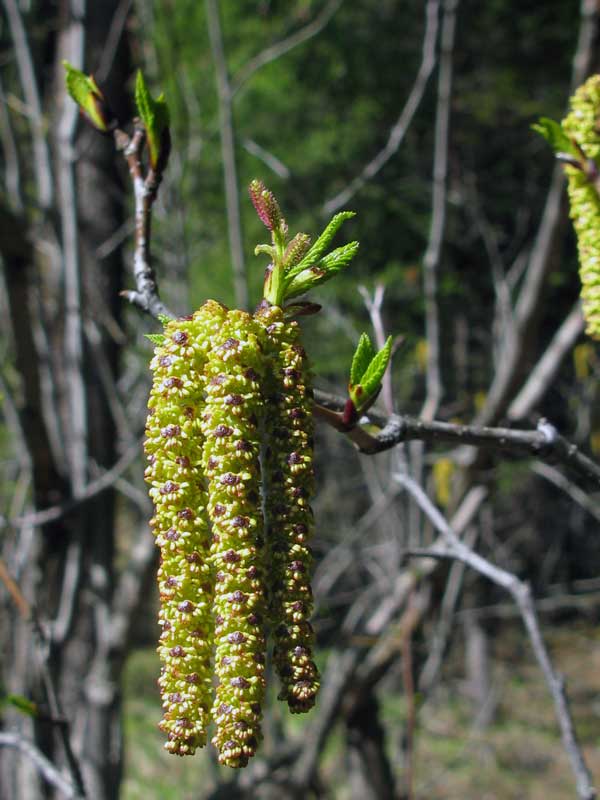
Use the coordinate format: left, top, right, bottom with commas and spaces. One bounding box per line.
0, 732, 79, 799
397, 472, 596, 800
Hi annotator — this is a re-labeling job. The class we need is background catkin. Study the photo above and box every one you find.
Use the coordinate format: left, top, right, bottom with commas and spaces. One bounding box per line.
562, 74, 600, 340
145, 300, 227, 755
200, 309, 268, 768
258, 305, 320, 714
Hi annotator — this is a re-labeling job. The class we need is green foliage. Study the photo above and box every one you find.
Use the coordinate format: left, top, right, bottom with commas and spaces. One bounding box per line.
531, 117, 578, 158
134, 71, 170, 169
63, 61, 111, 132
144, 333, 166, 345
348, 334, 392, 413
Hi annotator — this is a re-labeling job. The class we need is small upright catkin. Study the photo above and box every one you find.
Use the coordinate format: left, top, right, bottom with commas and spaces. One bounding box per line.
257, 304, 320, 714
145, 300, 227, 755
200, 309, 268, 768
562, 74, 600, 340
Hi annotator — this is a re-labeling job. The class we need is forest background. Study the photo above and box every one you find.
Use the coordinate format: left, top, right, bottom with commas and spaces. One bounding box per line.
1, 1, 600, 798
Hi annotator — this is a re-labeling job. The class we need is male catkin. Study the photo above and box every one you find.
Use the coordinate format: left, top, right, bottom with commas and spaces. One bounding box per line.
562, 74, 600, 340
258, 305, 320, 713
200, 309, 269, 768
145, 301, 227, 755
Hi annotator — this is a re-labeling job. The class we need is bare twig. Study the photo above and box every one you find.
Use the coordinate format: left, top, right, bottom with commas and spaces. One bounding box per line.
507, 302, 585, 421
421, 0, 458, 423
0, 732, 79, 799
531, 460, 600, 524
322, 0, 440, 216
0, 560, 87, 798
313, 390, 600, 486
230, 0, 344, 97
0, 441, 140, 531
397, 472, 596, 800
116, 127, 175, 319
206, 0, 248, 309
2, 0, 53, 208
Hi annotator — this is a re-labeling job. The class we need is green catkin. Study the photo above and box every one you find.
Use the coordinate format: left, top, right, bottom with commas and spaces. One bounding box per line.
562, 75, 600, 340
145, 300, 228, 755
200, 309, 268, 768
257, 305, 320, 714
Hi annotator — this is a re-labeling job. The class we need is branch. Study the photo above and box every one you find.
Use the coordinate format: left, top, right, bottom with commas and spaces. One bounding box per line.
0, 560, 87, 797
313, 389, 600, 487
322, 0, 440, 216
115, 127, 175, 319
230, 0, 344, 97
205, 0, 248, 310
0, 732, 79, 799
421, 0, 458, 422
397, 473, 596, 800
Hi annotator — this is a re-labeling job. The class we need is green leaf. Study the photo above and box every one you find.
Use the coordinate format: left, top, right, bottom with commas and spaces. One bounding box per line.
286, 211, 355, 279
63, 61, 111, 132
531, 117, 578, 158
283, 241, 359, 300
2, 693, 38, 718
157, 314, 172, 325
360, 336, 392, 399
350, 333, 375, 386
145, 333, 165, 345
135, 70, 170, 169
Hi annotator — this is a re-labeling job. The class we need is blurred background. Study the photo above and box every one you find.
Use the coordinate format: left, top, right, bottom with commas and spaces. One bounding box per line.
1, 1, 600, 798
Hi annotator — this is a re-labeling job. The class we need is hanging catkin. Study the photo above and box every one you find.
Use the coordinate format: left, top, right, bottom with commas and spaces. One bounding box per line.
562, 74, 600, 340
200, 309, 269, 767
257, 304, 320, 713
145, 300, 227, 755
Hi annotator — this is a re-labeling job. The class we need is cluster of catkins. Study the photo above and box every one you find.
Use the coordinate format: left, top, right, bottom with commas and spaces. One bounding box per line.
144, 299, 319, 767
562, 74, 600, 340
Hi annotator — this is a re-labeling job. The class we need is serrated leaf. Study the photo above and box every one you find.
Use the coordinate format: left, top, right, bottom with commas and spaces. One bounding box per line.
286, 211, 356, 279
350, 333, 375, 386
531, 117, 578, 158
358, 336, 392, 405
157, 314, 172, 325
63, 61, 110, 132
145, 333, 165, 345
283, 241, 359, 300
4, 693, 38, 717
135, 71, 170, 169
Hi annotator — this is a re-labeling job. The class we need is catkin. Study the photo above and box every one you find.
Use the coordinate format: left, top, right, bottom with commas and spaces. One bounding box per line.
562, 74, 600, 340
145, 300, 227, 755
200, 309, 268, 768
257, 305, 320, 714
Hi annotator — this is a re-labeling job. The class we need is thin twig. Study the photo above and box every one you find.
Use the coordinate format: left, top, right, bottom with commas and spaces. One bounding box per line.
206, 0, 248, 309
230, 0, 344, 97
322, 0, 440, 216
397, 472, 596, 800
0, 732, 79, 799
313, 390, 600, 486
115, 127, 175, 319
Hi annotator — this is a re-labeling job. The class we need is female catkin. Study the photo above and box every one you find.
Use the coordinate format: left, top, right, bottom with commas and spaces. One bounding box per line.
258, 305, 320, 713
562, 74, 600, 340
200, 309, 268, 768
145, 300, 227, 755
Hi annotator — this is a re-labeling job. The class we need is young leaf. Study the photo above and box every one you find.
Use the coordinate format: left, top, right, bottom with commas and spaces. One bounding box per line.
63, 61, 112, 132
360, 336, 392, 400
4, 693, 38, 718
286, 212, 356, 279
283, 241, 359, 300
531, 117, 578, 158
157, 314, 172, 325
145, 333, 165, 345
350, 333, 375, 387
135, 71, 170, 169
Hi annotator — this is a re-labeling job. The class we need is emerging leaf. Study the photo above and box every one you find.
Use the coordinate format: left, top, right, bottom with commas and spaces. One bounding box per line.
349, 333, 375, 387
283, 241, 359, 300
145, 333, 166, 345
531, 117, 578, 160
349, 336, 392, 413
63, 61, 112, 132
135, 70, 170, 169
285, 212, 356, 280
